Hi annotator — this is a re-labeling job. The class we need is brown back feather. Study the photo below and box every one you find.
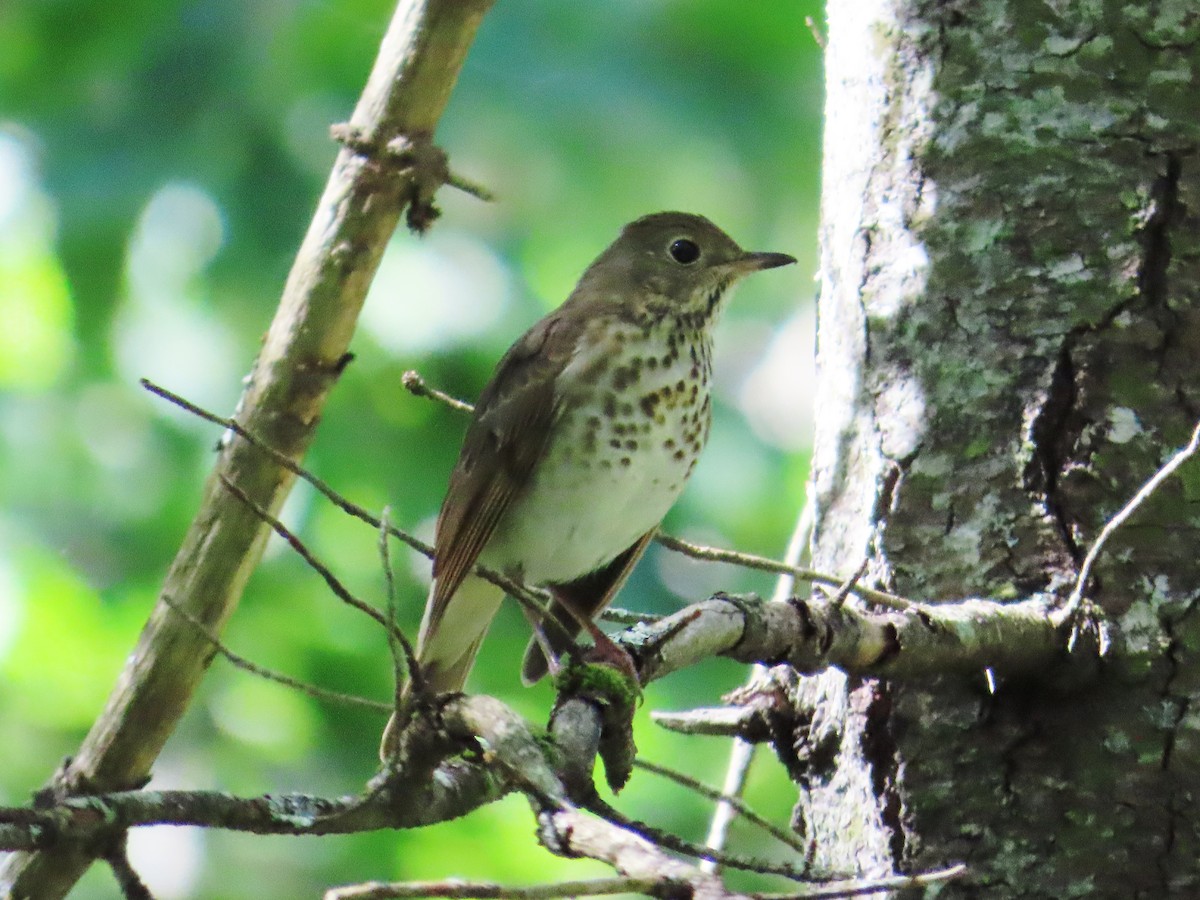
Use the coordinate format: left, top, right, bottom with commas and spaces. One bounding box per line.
425, 311, 581, 633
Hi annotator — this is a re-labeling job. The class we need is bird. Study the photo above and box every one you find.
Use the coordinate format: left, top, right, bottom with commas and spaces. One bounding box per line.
381, 212, 794, 757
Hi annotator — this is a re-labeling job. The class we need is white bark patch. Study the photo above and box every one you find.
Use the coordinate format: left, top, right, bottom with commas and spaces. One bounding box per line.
1107, 406, 1143, 444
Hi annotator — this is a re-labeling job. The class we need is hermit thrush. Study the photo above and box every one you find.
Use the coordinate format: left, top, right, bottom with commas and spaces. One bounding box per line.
381, 212, 793, 756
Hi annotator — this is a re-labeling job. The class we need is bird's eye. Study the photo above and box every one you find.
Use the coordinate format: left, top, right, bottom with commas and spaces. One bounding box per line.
668, 238, 701, 265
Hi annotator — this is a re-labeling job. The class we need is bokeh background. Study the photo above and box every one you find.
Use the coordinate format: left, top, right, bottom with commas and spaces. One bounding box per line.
0, 1, 823, 896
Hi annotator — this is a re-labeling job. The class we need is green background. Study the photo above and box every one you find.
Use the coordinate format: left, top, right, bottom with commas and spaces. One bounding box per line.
0, 1, 823, 896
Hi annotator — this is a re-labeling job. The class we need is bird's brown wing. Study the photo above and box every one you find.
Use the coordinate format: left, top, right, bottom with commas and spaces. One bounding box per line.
423, 312, 577, 637
520, 528, 657, 684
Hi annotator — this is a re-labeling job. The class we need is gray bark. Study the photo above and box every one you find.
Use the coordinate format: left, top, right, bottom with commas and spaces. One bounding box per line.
801, 0, 1200, 895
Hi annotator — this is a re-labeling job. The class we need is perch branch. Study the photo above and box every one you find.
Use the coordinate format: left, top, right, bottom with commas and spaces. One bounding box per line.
627, 592, 1082, 689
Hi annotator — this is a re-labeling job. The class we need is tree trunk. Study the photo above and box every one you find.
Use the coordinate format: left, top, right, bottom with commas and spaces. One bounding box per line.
799, 0, 1200, 894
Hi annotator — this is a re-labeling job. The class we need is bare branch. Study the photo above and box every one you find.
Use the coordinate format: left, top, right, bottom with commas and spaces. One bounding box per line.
651, 705, 761, 737
539, 807, 751, 900
655, 535, 916, 612
587, 796, 814, 884
401, 369, 476, 414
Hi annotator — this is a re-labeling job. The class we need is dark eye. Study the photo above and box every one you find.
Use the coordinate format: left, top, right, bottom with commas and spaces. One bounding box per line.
669, 238, 701, 265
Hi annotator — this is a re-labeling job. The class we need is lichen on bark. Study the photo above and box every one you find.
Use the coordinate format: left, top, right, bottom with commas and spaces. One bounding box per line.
801, 0, 1200, 893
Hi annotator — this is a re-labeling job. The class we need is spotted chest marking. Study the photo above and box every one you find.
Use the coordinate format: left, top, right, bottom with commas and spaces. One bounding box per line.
481, 315, 716, 584
568, 316, 713, 477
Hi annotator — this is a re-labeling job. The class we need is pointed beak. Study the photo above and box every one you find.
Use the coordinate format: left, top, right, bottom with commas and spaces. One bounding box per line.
733, 250, 797, 272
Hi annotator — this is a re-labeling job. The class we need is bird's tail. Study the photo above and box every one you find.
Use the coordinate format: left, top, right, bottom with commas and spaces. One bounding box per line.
379, 574, 505, 760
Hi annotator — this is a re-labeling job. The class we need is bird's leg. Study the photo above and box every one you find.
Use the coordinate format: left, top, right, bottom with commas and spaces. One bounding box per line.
522, 607, 567, 679
554, 600, 641, 686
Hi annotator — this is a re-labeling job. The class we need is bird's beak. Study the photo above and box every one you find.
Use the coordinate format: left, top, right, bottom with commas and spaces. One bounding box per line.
733, 250, 797, 272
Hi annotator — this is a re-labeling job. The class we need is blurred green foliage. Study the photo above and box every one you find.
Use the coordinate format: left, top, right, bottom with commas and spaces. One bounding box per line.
0, 1, 822, 896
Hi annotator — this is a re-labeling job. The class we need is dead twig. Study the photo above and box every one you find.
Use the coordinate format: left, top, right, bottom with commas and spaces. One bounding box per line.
1061, 417, 1200, 620
161, 596, 390, 712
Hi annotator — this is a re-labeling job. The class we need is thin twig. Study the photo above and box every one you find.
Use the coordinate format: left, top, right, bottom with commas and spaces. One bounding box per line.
401, 370, 475, 414
379, 507, 422, 700
829, 559, 870, 607
1063, 417, 1200, 617
634, 759, 808, 857
444, 172, 496, 203
654, 535, 915, 612
143, 379, 554, 629
218, 475, 399, 636
161, 596, 390, 712
587, 796, 813, 884
326, 876, 653, 900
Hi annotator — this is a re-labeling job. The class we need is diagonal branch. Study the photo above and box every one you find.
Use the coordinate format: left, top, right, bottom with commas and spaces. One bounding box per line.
0, 2, 495, 897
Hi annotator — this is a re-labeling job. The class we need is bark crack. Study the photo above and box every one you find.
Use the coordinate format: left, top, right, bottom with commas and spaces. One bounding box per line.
1138, 152, 1181, 315
857, 680, 906, 867
1023, 342, 1083, 569
1156, 592, 1198, 892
